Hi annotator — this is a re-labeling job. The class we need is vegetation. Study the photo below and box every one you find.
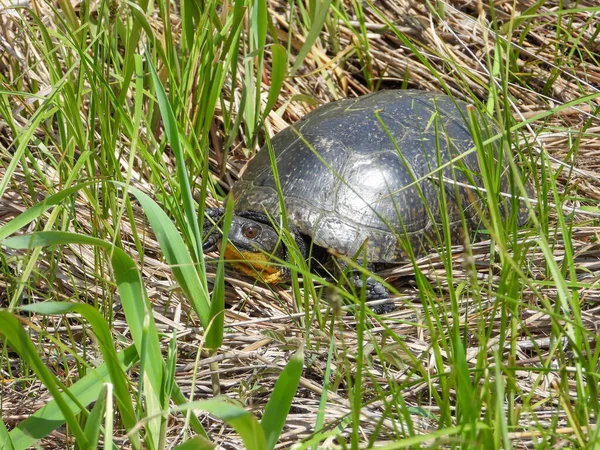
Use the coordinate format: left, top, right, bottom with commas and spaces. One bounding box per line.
1, 0, 599, 448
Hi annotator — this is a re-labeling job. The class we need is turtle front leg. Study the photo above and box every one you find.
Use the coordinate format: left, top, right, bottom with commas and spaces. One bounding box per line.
202, 207, 225, 252
351, 272, 395, 314
336, 261, 395, 314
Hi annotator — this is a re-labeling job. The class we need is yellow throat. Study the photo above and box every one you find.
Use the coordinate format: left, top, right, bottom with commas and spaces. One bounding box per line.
222, 243, 286, 284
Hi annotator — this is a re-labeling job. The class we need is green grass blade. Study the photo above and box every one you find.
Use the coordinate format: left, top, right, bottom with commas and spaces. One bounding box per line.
263, 43, 287, 120
173, 435, 215, 450
372, 422, 491, 449
261, 347, 304, 450
0, 181, 90, 240
290, 0, 334, 75
171, 383, 210, 440
493, 351, 511, 449
0, 311, 90, 448
206, 197, 235, 349
118, 0, 150, 109
0, 181, 211, 328
18, 302, 140, 448
7, 345, 138, 450
119, 184, 211, 327
146, 52, 203, 263
0, 311, 89, 448
128, 7, 169, 72
106, 241, 163, 448
0, 420, 15, 450
104, 383, 115, 450
452, 334, 477, 435
83, 383, 108, 448
3, 232, 163, 447
55, 0, 79, 36
173, 400, 267, 450
0, 105, 58, 200
313, 321, 336, 449
180, 0, 200, 53
255, 0, 268, 60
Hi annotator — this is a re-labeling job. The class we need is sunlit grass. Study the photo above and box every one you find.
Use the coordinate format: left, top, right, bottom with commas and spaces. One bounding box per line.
1, 0, 599, 448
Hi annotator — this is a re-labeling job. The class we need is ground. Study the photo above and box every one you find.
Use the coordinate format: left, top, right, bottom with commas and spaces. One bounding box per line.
1, 0, 599, 448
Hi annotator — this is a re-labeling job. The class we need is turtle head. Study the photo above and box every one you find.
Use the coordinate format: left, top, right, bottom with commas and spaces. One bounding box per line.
203, 208, 308, 283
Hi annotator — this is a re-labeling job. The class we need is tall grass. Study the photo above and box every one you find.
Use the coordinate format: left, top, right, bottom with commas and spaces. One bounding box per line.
0, 0, 302, 447
0, 0, 599, 448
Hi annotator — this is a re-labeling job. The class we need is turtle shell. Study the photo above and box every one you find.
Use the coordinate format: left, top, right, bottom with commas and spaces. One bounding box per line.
232, 90, 524, 262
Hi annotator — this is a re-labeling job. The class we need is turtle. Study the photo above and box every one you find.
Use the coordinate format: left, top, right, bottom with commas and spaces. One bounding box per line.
203, 89, 528, 311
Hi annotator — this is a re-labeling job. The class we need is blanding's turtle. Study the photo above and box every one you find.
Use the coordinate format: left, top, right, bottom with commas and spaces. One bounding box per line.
203, 90, 527, 310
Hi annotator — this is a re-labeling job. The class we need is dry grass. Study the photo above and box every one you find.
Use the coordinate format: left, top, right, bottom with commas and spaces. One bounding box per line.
1, 0, 600, 448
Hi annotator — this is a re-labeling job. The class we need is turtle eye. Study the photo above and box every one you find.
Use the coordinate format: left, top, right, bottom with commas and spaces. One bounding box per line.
242, 224, 259, 240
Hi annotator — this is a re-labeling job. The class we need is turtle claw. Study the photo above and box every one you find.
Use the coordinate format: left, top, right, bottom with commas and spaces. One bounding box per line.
202, 234, 219, 253
202, 207, 225, 253
352, 273, 395, 314
370, 301, 396, 315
